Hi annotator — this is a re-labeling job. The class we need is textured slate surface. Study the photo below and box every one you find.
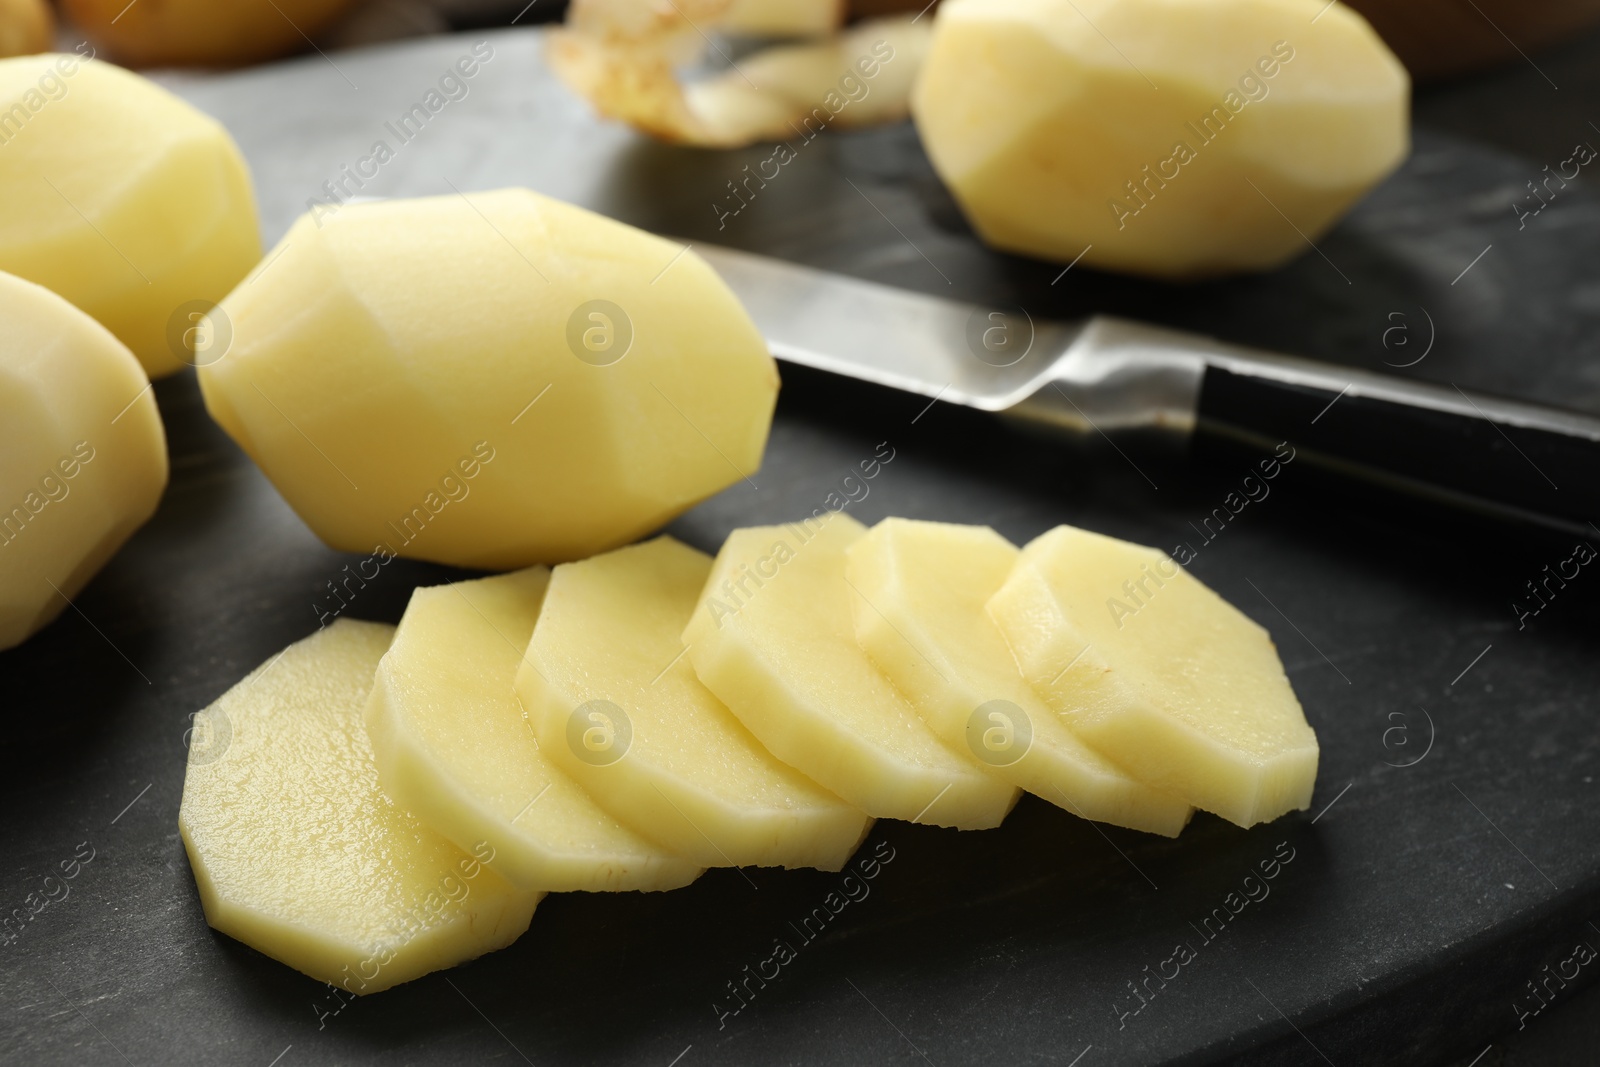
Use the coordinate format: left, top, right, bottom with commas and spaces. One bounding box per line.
4, 24, 1600, 1067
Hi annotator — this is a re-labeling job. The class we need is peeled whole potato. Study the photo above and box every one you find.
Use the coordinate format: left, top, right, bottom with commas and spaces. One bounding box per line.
200, 190, 779, 569
0, 54, 262, 377
911, 0, 1409, 277
0, 0, 52, 58
0, 270, 167, 651
61, 0, 362, 67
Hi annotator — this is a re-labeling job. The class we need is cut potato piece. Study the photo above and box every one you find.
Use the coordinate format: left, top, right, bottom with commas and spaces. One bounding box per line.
987, 525, 1318, 827
366, 568, 704, 893
684, 513, 1019, 828
201, 190, 777, 569
178, 620, 541, 994
911, 0, 1408, 277
0, 53, 261, 376
0, 270, 167, 651
846, 519, 1192, 837
517, 537, 871, 870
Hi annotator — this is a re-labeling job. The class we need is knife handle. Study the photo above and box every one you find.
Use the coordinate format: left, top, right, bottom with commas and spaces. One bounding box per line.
1197, 354, 1600, 531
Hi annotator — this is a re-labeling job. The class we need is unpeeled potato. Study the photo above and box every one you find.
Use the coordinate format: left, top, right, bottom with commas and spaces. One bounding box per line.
0, 0, 52, 58
61, 0, 363, 67
1343, 0, 1600, 83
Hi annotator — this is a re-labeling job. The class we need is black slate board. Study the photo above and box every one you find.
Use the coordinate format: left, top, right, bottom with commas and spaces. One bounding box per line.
4, 24, 1600, 1067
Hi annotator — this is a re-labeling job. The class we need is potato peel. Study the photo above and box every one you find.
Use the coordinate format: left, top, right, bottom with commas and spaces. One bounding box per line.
549, 4, 931, 147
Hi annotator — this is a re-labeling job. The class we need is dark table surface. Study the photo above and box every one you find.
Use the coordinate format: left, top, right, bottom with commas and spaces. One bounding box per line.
4, 23, 1600, 1067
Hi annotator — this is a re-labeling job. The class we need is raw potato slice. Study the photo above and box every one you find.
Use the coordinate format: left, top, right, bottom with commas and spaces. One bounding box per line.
0, 53, 261, 377
200, 190, 777, 569
846, 519, 1192, 837
0, 270, 166, 651
911, 0, 1408, 277
684, 513, 1019, 828
517, 537, 871, 870
987, 525, 1318, 828
366, 568, 704, 893
178, 620, 541, 994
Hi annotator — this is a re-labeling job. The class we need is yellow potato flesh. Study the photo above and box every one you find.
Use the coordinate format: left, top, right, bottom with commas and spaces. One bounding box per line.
987, 525, 1318, 827
201, 190, 779, 568
366, 568, 704, 893
0, 54, 261, 376
178, 620, 541, 994
0, 270, 166, 650
517, 537, 871, 869
684, 513, 1019, 828
911, 0, 1408, 276
846, 519, 1192, 836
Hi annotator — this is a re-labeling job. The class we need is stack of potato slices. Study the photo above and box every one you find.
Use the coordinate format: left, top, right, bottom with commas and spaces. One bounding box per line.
179, 514, 1318, 992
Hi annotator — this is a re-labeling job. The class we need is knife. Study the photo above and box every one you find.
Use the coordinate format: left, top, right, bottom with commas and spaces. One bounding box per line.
695, 242, 1600, 533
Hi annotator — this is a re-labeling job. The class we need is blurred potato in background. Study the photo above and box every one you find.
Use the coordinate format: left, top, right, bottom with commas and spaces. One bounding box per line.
845, 0, 924, 19
0, 0, 52, 58
844, 0, 1600, 83
1343, 0, 1600, 82
60, 0, 363, 66
34, 0, 1600, 82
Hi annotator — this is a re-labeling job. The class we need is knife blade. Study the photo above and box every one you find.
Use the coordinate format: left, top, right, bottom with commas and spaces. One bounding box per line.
695, 241, 1600, 532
